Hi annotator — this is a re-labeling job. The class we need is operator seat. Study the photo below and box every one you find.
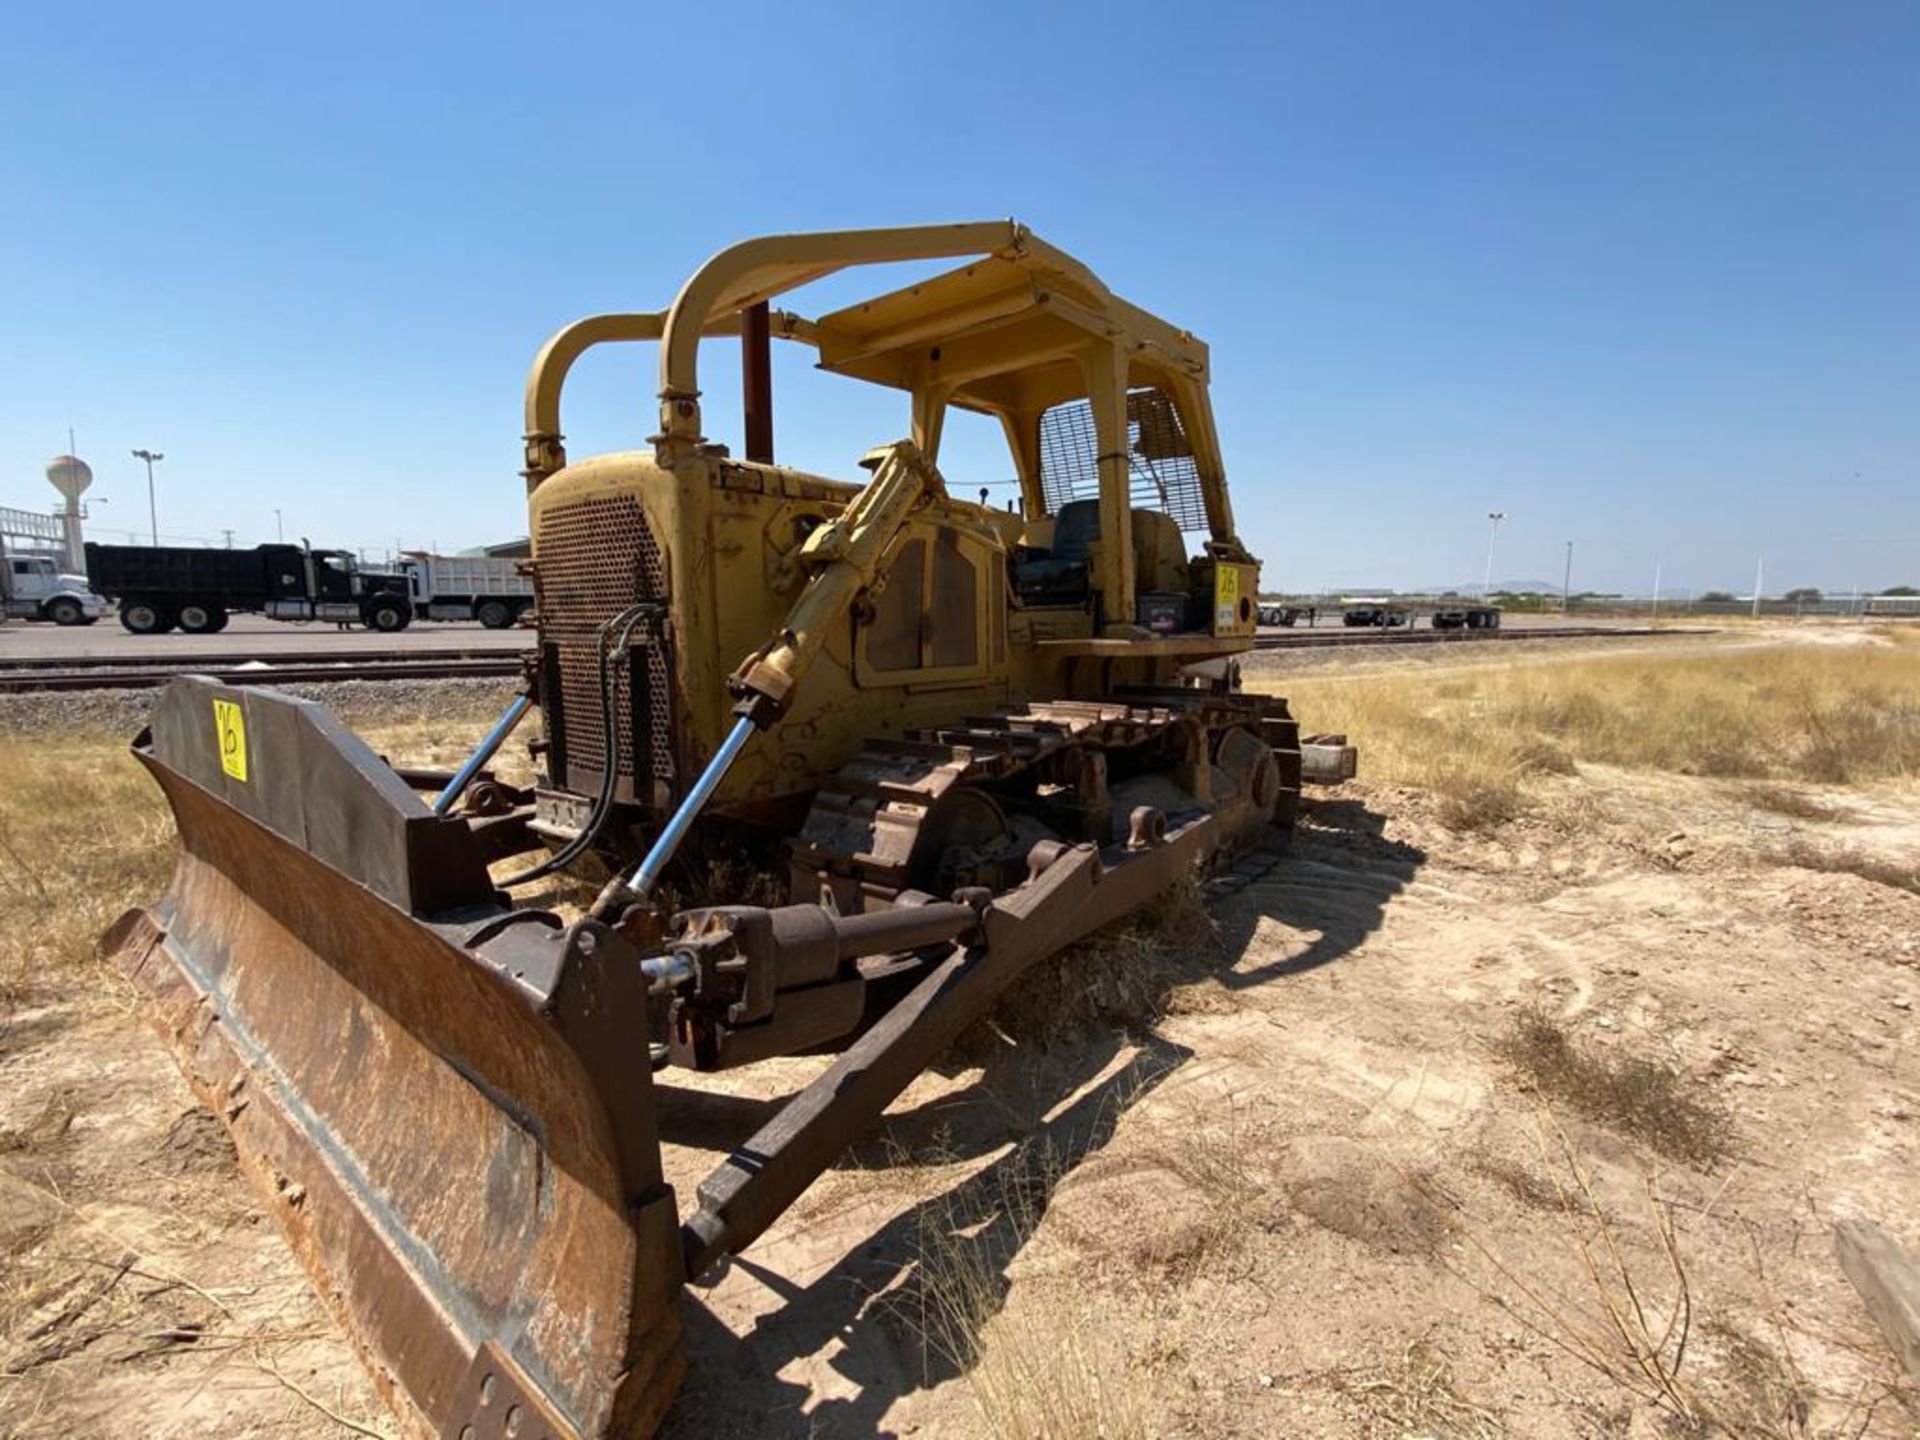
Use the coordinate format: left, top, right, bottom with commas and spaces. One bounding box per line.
1012, 500, 1102, 603
1011, 501, 1193, 606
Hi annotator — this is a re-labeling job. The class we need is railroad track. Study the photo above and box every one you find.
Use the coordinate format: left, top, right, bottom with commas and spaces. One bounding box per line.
1248, 624, 1705, 651
0, 645, 529, 671
0, 656, 524, 694
0, 626, 1695, 694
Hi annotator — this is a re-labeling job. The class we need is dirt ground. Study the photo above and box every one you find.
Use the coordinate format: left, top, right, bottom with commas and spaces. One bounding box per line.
3, 633, 1918, 1438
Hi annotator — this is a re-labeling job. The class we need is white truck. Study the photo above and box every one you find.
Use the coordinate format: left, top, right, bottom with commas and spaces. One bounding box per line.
399, 552, 534, 629
1, 536, 110, 626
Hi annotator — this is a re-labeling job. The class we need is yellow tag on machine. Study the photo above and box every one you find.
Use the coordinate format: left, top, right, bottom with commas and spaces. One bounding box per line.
1214, 563, 1239, 630
213, 698, 249, 782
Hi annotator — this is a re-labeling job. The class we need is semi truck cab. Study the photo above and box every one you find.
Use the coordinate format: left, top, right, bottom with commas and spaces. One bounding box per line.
2, 550, 109, 626
262, 549, 413, 630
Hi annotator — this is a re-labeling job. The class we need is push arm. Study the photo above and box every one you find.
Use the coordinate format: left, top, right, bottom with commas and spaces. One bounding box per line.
727, 439, 943, 724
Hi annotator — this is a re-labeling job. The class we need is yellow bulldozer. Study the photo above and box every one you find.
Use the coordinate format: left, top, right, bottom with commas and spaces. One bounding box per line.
105, 221, 1354, 1438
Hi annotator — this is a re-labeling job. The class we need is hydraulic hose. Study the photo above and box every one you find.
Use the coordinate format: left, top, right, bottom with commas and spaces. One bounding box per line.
498, 604, 657, 888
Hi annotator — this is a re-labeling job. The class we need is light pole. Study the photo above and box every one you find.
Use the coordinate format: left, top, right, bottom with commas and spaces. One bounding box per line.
1482, 511, 1506, 598
1562, 540, 1573, 615
131, 449, 163, 546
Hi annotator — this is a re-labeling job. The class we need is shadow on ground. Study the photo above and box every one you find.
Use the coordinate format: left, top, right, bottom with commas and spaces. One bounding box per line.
656, 792, 1426, 1438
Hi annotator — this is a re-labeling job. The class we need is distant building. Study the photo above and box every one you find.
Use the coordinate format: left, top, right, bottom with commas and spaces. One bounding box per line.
459, 537, 531, 559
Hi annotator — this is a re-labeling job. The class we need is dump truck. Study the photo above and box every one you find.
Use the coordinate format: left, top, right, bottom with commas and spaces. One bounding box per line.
399, 551, 536, 627
105, 222, 1356, 1439
86, 540, 413, 633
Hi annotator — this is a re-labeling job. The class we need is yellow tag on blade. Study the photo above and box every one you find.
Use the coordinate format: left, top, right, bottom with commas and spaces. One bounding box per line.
213, 698, 249, 782
1215, 564, 1240, 628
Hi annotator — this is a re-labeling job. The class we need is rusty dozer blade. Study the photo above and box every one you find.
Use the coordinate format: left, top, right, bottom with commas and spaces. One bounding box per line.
102, 678, 686, 1440
106, 677, 1293, 1439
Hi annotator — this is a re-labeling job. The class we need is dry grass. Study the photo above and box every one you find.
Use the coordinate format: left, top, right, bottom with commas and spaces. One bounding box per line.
1770, 837, 1920, 896
0, 741, 172, 1007
910, 1141, 1152, 1440
1444, 1117, 1919, 1439
1315, 1342, 1501, 1439
975, 875, 1220, 1050
0, 698, 508, 1009
897, 1095, 1273, 1436
924, 1277, 1151, 1440
1125, 1097, 1273, 1279
1493, 1012, 1729, 1167
1255, 643, 1920, 830
653, 844, 788, 915
1738, 782, 1852, 823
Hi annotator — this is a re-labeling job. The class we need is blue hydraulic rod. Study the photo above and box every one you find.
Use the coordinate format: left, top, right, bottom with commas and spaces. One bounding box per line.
623, 712, 757, 901
431, 693, 533, 815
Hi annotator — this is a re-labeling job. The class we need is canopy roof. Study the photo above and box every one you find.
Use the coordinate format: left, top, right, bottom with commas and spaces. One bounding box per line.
803, 238, 1210, 418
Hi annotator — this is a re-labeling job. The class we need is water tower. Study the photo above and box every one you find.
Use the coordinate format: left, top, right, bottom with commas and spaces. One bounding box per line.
46, 455, 92, 571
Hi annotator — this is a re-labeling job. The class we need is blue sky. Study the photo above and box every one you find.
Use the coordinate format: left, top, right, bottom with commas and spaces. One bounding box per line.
3, 2, 1914, 595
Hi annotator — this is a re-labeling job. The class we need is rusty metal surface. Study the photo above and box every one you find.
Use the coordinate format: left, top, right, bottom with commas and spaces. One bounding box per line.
790, 688, 1301, 908
106, 680, 685, 1440
671, 684, 1297, 1269
657, 898, 983, 1071
1301, 738, 1359, 784
683, 781, 1248, 1276
741, 300, 774, 464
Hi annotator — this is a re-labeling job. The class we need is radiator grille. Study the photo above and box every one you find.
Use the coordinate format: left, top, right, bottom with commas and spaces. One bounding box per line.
1037, 386, 1210, 534
533, 495, 674, 803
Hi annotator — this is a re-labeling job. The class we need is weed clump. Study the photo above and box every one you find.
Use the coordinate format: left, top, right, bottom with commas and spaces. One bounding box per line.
1492, 1011, 1729, 1166
1738, 783, 1849, 822
1315, 1343, 1500, 1440
1772, 838, 1919, 896
975, 875, 1220, 1048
